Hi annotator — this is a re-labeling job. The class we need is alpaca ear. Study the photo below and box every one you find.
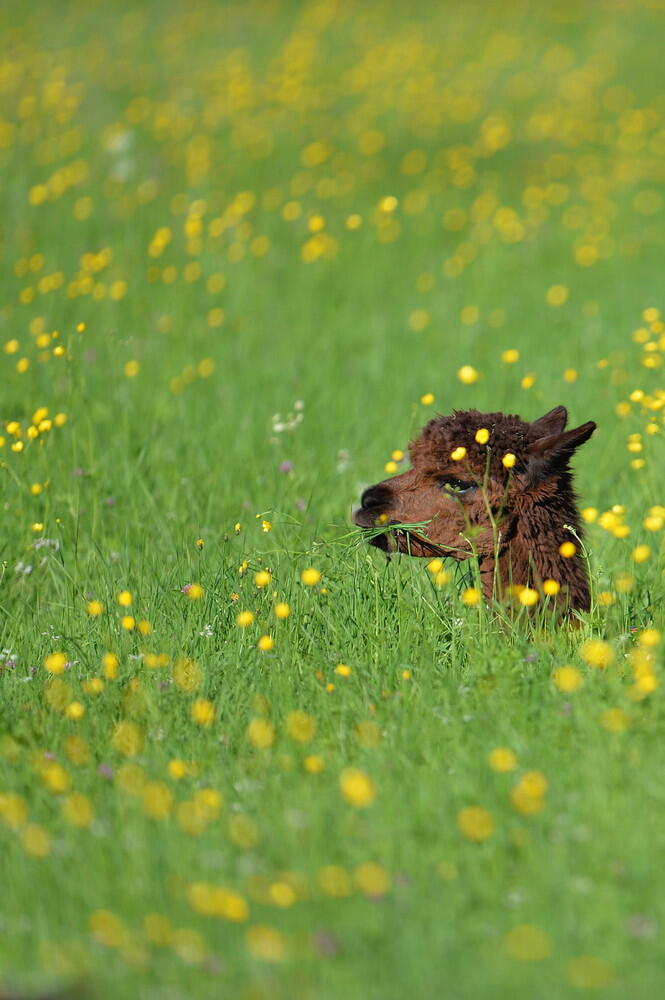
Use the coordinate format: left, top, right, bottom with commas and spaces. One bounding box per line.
530, 405, 568, 438
525, 420, 596, 483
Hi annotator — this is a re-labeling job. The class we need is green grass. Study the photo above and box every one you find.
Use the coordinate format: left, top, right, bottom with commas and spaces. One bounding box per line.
1, 1, 665, 997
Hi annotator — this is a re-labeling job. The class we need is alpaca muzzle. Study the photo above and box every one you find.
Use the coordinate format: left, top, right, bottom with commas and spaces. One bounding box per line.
352, 482, 395, 528
353, 482, 402, 550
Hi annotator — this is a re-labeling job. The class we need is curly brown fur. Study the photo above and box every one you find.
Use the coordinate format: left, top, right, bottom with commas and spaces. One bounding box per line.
353, 406, 596, 613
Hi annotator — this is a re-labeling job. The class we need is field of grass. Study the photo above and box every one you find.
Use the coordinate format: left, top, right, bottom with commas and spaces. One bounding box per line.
1, 1, 665, 997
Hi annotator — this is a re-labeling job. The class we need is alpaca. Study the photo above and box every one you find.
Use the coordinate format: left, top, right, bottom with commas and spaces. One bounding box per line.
353, 406, 596, 612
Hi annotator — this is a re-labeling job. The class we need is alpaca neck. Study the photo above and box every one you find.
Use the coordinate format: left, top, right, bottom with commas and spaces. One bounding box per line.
479, 475, 590, 612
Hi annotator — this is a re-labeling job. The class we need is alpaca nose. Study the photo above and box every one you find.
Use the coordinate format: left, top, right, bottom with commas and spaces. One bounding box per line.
360, 484, 393, 510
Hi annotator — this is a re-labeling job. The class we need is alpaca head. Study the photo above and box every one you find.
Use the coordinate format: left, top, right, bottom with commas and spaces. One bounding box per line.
353, 406, 596, 577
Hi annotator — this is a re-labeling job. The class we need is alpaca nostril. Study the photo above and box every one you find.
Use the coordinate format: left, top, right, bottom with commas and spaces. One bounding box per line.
361, 485, 393, 510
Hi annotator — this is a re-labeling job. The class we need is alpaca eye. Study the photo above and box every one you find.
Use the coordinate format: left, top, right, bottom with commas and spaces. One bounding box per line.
439, 477, 476, 496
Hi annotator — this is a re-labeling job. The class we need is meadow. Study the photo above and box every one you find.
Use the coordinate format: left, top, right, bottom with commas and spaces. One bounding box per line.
1, 1, 665, 997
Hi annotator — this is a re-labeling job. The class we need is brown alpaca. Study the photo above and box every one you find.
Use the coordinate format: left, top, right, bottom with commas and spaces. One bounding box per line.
353, 406, 596, 613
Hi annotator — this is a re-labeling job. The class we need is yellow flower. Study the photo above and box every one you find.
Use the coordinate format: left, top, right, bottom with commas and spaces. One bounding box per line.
168, 759, 189, 779
420, 392, 435, 405
115, 763, 146, 795
261, 520, 272, 533
384, 460, 398, 474
615, 572, 635, 593
186, 583, 204, 600
501, 348, 519, 363
62, 793, 94, 828
192, 699, 215, 726
488, 748, 518, 772
82, 678, 104, 695
274, 602, 290, 619
504, 924, 553, 962
457, 806, 494, 841
195, 538, 205, 549
355, 862, 391, 897
546, 284, 569, 306
580, 639, 614, 669
460, 305, 479, 326
65, 701, 84, 720
138, 620, 152, 636
542, 579, 560, 596
40, 762, 70, 794
187, 883, 248, 920
450, 446, 467, 461
44, 678, 70, 712
44, 652, 67, 675
502, 452, 516, 468
301, 568, 321, 586
638, 628, 661, 647
117, 590, 132, 607
257, 635, 274, 652
228, 814, 259, 848
558, 541, 576, 558
565, 956, 614, 989
254, 570, 272, 588
457, 365, 478, 384
142, 781, 174, 819
552, 666, 582, 692
581, 507, 598, 523
510, 775, 546, 815
64, 735, 90, 764
246, 925, 286, 963
0, 793, 28, 829
89, 910, 128, 949
520, 771, 548, 797
427, 558, 443, 574
236, 610, 255, 627
318, 865, 352, 897
633, 674, 658, 697
173, 657, 202, 692
518, 587, 539, 607
335, 663, 352, 677
247, 718, 275, 749
112, 721, 145, 757
21, 824, 51, 857
121, 615, 135, 631
86, 600, 104, 617
124, 360, 140, 377
600, 708, 630, 733
286, 710, 316, 743
355, 721, 381, 747
475, 427, 490, 444
632, 544, 651, 563
304, 754, 324, 773
461, 587, 481, 607
102, 652, 119, 680
340, 768, 376, 807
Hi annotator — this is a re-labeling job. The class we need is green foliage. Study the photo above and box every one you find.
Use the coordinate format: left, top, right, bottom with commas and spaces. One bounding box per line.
1, 1, 664, 997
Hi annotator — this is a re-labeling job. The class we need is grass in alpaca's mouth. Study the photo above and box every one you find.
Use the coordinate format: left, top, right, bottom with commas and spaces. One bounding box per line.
358, 520, 464, 558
